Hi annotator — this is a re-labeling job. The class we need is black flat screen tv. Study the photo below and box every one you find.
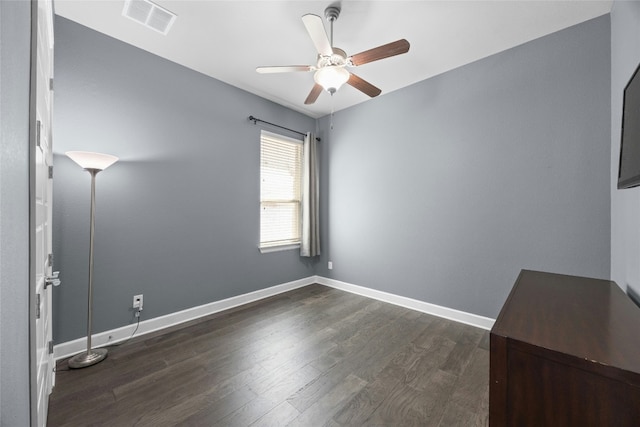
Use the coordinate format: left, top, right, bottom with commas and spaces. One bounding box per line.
618, 62, 640, 189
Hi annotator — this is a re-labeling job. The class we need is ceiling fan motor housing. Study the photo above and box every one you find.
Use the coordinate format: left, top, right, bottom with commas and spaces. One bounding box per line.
318, 47, 347, 68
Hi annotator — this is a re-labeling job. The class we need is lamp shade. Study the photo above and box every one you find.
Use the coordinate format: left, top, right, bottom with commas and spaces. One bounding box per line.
314, 66, 349, 93
66, 151, 119, 171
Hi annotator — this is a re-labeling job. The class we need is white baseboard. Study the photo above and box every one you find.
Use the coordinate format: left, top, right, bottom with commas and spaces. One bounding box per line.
314, 276, 495, 331
54, 275, 494, 360
53, 276, 315, 360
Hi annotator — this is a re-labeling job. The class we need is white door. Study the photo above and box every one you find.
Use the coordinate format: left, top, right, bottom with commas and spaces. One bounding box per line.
33, 0, 55, 425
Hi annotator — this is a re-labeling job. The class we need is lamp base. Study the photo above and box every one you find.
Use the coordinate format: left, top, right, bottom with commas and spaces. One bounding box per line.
68, 348, 108, 369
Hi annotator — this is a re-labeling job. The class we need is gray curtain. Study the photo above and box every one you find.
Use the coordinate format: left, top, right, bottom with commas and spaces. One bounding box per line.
301, 132, 320, 257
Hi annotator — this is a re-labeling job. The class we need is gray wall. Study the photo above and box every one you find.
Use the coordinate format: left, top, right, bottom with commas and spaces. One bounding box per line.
53, 12, 613, 343
610, 1, 640, 298
53, 17, 318, 343
0, 0, 33, 425
316, 15, 611, 319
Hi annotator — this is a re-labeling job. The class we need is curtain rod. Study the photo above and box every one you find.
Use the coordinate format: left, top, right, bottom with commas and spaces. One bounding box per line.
248, 116, 321, 142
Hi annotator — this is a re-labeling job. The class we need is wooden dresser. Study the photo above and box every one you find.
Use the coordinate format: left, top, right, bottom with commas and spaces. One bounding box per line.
490, 270, 640, 426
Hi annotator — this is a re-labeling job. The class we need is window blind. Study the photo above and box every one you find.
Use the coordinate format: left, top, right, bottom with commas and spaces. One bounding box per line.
260, 131, 302, 249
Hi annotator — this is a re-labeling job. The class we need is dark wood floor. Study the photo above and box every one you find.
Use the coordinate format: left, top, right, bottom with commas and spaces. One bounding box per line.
48, 285, 489, 426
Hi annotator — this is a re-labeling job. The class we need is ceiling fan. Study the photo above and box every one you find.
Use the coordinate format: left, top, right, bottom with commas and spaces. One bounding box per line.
256, 5, 410, 105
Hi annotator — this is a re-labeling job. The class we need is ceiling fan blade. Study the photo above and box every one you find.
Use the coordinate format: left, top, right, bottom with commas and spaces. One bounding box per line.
256, 65, 314, 74
302, 14, 333, 56
347, 73, 382, 98
304, 83, 324, 105
349, 39, 410, 66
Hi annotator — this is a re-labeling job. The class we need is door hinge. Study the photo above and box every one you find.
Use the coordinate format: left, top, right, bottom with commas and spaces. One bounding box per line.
48, 341, 54, 355
48, 253, 54, 267
36, 293, 41, 319
36, 120, 41, 147
48, 165, 54, 179
49, 78, 54, 91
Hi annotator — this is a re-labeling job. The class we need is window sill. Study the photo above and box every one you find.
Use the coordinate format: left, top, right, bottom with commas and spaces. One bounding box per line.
259, 243, 300, 254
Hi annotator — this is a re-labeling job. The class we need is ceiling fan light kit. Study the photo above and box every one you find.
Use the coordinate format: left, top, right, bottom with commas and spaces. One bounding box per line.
256, 5, 410, 105
314, 66, 349, 93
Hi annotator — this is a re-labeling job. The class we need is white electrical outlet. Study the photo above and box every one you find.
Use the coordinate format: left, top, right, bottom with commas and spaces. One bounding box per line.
133, 294, 143, 310
328, 261, 333, 270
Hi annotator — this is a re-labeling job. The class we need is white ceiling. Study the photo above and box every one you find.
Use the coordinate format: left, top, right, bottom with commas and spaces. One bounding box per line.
54, 0, 613, 119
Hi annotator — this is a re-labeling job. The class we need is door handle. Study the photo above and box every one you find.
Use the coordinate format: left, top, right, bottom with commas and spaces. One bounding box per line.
45, 271, 61, 289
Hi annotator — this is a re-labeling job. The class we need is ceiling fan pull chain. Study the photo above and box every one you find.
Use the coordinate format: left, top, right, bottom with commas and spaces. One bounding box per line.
330, 93, 335, 130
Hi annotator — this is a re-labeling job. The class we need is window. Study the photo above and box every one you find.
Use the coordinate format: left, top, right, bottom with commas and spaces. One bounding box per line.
260, 131, 303, 251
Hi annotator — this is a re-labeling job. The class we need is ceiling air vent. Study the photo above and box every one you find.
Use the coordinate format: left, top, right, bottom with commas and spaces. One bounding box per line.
122, 0, 176, 35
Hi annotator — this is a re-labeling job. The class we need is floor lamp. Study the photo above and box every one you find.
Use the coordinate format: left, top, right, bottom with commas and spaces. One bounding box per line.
66, 151, 118, 369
